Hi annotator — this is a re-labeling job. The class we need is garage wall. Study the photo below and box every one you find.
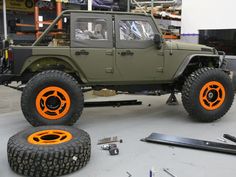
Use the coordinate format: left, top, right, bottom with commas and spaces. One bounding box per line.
181, 0, 236, 43
0, 11, 56, 43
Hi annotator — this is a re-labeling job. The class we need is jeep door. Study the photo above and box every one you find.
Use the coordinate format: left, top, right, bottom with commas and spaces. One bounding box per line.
70, 13, 114, 82
114, 15, 164, 82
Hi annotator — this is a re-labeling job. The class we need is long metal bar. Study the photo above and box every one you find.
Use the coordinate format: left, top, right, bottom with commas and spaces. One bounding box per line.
87, 0, 92, 31
84, 100, 142, 108
127, 0, 130, 12
34, 5, 40, 39
142, 133, 236, 155
16, 23, 35, 27
151, 0, 154, 14
3, 0, 7, 39
88, 0, 92, 11
56, 1, 63, 30
132, 0, 147, 15
131, 0, 176, 5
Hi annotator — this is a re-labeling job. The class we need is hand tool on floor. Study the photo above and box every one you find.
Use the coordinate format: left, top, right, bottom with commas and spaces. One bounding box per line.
101, 144, 117, 150
223, 134, 236, 143
163, 168, 177, 177
101, 144, 119, 155
97, 136, 123, 145
109, 146, 119, 155
217, 138, 227, 143
126, 172, 132, 177
149, 167, 158, 177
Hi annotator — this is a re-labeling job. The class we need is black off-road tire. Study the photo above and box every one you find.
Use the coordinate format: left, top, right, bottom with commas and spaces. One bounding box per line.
21, 70, 84, 126
7, 126, 91, 177
182, 68, 234, 122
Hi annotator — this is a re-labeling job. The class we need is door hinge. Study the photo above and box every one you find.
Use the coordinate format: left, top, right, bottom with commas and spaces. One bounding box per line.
156, 67, 164, 72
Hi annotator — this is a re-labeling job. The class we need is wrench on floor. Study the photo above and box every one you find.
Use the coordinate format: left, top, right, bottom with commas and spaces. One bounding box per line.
163, 168, 177, 177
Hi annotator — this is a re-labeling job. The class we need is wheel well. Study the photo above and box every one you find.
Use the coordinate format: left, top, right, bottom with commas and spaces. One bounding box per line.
26, 57, 75, 73
183, 56, 219, 76
21, 58, 83, 84
175, 56, 220, 90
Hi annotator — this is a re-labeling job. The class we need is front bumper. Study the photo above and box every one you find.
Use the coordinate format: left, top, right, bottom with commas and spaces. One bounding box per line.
224, 56, 236, 91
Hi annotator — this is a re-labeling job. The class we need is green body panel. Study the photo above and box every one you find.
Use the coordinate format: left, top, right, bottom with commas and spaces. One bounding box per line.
12, 10, 220, 86
114, 46, 164, 82
70, 48, 114, 82
19, 43, 216, 85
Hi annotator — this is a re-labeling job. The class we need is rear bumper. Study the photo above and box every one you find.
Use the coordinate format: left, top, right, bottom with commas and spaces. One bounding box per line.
0, 74, 16, 84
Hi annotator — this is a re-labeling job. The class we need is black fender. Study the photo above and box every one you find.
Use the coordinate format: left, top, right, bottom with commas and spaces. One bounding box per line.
173, 54, 220, 79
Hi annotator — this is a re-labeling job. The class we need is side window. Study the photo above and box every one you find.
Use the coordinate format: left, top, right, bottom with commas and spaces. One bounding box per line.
74, 18, 108, 41
119, 20, 154, 41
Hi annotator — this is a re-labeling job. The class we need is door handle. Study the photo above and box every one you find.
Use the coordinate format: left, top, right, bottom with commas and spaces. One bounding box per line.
75, 50, 89, 56
105, 50, 114, 56
126, 50, 134, 56
119, 50, 134, 56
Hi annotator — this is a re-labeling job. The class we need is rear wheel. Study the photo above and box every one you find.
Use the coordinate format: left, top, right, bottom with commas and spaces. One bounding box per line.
182, 68, 234, 122
21, 70, 84, 126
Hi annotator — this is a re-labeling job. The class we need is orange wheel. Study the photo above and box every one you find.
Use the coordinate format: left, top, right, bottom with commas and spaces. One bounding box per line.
182, 68, 234, 122
28, 129, 72, 145
36, 86, 71, 120
199, 81, 226, 111
8, 126, 90, 176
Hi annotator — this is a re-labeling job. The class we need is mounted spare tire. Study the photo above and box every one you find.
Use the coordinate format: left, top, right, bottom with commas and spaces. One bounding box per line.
21, 70, 84, 126
7, 126, 91, 177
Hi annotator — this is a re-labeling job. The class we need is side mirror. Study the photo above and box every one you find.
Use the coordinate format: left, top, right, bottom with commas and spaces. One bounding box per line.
154, 34, 162, 49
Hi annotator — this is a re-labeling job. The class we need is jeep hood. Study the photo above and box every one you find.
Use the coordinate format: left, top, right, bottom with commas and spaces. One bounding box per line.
165, 41, 214, 52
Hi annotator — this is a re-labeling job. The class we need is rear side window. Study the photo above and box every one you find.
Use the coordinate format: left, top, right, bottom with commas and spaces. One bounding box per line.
119, 20, 154, 41
74, 18, 108, 41
71, 13, 113, 48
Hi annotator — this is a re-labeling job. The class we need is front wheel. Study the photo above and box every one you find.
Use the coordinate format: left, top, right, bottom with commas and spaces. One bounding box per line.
21, 70, 84, 126
182, 68, 234, 122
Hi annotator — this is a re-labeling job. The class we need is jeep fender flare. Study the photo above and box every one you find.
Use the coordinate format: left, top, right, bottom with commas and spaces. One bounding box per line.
173, 54, 220, 79
20, 56, 88, 83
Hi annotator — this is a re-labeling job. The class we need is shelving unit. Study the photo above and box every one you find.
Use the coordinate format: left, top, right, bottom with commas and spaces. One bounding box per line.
131, 0, 182, 39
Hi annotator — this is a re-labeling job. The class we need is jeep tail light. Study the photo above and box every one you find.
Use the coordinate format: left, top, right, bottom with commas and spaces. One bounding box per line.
7, 49, 13, 62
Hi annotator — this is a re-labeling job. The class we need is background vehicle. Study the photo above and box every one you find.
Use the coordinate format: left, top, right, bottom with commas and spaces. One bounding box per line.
79, 0, 129, 11
0, 10, 234, 126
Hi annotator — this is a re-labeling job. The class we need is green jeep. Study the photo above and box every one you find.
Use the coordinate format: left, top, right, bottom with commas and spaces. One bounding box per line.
0, 10, 234, 126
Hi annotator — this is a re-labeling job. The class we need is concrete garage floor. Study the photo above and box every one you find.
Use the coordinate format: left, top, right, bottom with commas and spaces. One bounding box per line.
0, 86, 236, 177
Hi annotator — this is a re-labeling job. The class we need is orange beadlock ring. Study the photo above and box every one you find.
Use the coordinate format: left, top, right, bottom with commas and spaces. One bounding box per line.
199, 81, 226, 111
36, 86, 71, 120
28, 129, 72, 145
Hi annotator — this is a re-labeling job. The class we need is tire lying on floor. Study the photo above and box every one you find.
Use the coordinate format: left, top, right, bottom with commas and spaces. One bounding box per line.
7, 126, 91, 177
182, 67, 234, 122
